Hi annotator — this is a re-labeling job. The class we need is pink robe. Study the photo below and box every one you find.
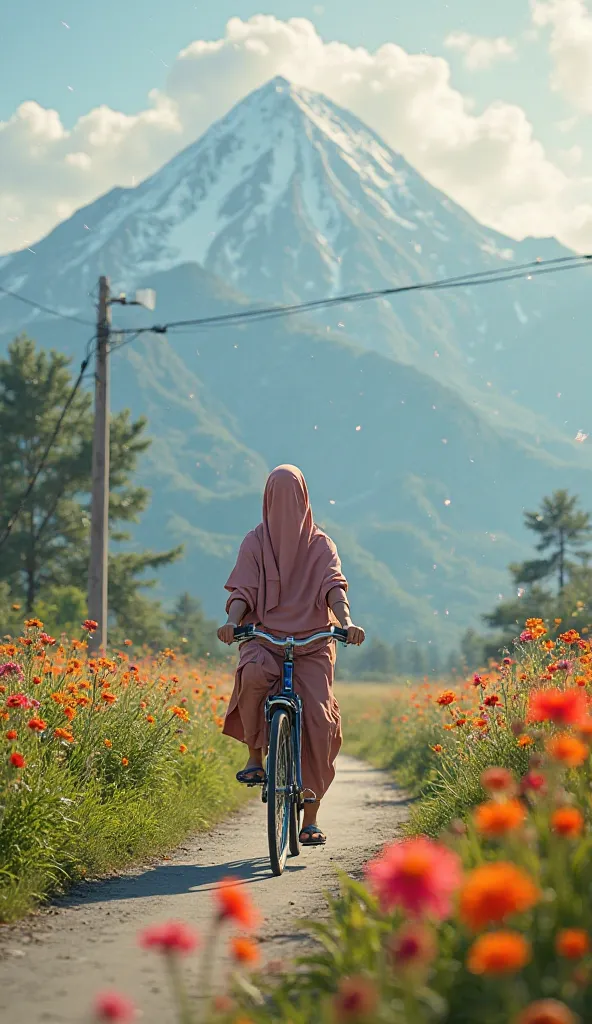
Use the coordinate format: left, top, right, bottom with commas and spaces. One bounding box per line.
222, 465, 347, 799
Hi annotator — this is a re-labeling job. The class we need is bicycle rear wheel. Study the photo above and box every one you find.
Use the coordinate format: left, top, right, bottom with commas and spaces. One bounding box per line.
267, 710, 293, 876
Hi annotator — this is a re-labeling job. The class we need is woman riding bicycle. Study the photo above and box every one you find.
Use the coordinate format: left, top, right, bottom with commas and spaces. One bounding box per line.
217, 464, 365, 847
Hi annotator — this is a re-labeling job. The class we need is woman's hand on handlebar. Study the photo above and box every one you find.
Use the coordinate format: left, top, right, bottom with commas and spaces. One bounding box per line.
217, 623, 237, 645
346, 625, 365, 646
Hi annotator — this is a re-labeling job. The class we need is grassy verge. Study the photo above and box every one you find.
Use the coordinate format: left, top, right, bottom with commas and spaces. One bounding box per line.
0, 620, 247, 922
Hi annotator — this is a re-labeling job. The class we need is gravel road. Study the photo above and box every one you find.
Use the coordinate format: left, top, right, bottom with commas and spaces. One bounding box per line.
0, 755, 410, 1023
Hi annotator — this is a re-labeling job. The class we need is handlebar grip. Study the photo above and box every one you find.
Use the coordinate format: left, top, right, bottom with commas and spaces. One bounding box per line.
233, 625, 253, 641
332, 627, 349, 642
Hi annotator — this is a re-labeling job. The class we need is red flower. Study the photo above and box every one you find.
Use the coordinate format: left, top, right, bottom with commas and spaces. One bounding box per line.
333, 976, 379, 1022
94, 990, 136, 1021
27, 717, 47, 732
388, 923, 436, 970
9, 752, 26, 768
6, 692, 34, 709
83, 619, 99, 633
481, 767, 515, 793
5, 730, 17, 740
39, 633, 56, 646
528, 687, 587, 726
215, 878, 261, 929
139, 920, 199, 955
436, 690, 456, 706
484, 694, 501, 707
365, 837, 462, 919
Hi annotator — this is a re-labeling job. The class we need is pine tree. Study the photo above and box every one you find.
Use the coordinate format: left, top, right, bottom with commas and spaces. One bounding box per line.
0, 336, 181, 627
513, 490, 592, 593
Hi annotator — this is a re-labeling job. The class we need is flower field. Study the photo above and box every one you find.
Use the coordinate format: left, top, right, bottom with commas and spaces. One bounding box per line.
0, 618, 246, 922
87, 618, 592, 1023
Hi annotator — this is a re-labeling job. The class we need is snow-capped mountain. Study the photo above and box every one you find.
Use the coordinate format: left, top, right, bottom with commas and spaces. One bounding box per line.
0, 76, 588, 431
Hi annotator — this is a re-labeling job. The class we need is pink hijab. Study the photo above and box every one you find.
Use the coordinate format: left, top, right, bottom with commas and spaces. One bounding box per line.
225, 465, 347, 634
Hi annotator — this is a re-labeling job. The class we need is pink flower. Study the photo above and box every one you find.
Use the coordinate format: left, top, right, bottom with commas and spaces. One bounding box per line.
6, 692, 39, 709
520, 630, 534, 642
0, 662, 24, 680
365, 837, 462, 919
94, 990, 136, 1021
139, 920, 199, 954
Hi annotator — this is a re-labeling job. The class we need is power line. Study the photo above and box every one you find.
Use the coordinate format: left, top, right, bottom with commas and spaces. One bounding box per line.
0, 284, 94, 327
0, 339, 95, 550
113, 253, 592, 338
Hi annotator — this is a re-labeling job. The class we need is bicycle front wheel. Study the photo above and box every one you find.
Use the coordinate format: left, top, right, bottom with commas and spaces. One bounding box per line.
267, 710, 293, 876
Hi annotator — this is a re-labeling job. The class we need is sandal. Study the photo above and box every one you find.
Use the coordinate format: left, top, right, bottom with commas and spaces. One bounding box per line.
299, 824, 326, 846
236, 766, 267, 785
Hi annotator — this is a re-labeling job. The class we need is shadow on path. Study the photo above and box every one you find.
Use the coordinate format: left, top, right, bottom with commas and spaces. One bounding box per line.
60, 856, 306, 908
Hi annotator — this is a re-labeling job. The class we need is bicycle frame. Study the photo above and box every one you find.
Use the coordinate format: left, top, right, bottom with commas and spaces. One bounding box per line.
264, 639, 306, 805
232, 624, 348, 807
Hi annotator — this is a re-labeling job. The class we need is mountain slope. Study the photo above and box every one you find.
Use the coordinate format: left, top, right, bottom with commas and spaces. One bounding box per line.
1, 76, 590, 444
4, 260, 592, 648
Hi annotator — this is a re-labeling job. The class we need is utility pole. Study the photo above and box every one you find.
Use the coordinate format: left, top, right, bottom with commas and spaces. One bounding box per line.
87, 276, 111, 654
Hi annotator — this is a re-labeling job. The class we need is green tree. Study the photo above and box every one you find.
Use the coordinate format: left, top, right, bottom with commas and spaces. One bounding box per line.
166, 592, 221, 660
0, 336, 181, 631
513, 490, 592, 593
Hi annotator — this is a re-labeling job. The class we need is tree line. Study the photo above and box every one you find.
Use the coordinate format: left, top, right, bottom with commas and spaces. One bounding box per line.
0, 335, 220, 655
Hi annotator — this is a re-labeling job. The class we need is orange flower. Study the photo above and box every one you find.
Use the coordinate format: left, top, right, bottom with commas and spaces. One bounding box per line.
518, 735, 534, 748
215, 878, 261, 929
460, 862, 539, 930
516, 999, 578, 1024
121, 757, 129, 766
230, 936, 260, 965
123, 639, 132, 646
547, 734, 588, 767
54, 728, 74, 742
555, 929, 589, 959
332, 976, 379, 1022
169, 705, 189, 722
102, 692, 117, 704
27, 717, 47, 733
467, 930, 530, 975
103, 739, 112, 749
431, 744, 443, 753
178, 744, 188, 754
528, 688, 587, 726
63, 706, 76, 721
474, 799, 526, 837
474, 718, 488, 730
146, 715, 156, 725
551, 807, 584, 838
24, 618, 43, 629
481, 767, 515, 793
437, 691, 456, 706
560, 630, 580, 645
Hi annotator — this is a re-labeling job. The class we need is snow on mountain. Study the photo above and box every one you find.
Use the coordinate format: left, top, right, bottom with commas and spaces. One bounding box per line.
0, 75, 581, 423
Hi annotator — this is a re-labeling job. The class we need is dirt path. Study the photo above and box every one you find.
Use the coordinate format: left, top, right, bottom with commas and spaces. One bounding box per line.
0, 755, 410, 1023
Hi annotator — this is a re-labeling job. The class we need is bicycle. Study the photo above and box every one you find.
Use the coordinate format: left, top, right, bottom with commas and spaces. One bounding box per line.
231, 624, 349, 876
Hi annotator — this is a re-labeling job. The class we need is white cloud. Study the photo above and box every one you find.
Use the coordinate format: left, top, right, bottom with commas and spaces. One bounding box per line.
0, 15, 591, 255
531, 0, 592, 111
444, 31, 516, 70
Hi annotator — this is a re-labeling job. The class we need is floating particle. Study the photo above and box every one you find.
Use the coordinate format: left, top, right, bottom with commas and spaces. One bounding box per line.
234, 344, 238, 349
517, 588, 525, 598
576, 430, 588, 443
432, 405, 436, 410
434, 350, 440, 358
486, 381, 492, 387
445, 610, 449, 616
61, 20, 70, 28
313, 425, 318, 430
83, 224, 90, 230
188, 393, 194, 399
337, 322, 345, 328
432, 564, 437, 570
329, 499, 336, 505
355, 425, 361, 431
444, 499, 451, 506
67, 86, 74, 92
557, 392, 562, 399
441, 438, 448, 444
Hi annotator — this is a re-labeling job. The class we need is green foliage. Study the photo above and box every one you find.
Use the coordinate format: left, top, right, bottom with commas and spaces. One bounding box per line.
0, 335, 184, 641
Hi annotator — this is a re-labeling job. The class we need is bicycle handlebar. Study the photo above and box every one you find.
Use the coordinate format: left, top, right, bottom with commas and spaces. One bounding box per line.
232, 625, 349, 647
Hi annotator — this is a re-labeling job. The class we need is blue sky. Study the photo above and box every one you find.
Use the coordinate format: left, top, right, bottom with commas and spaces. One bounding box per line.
1, 0, 591, 254
0, 1, 559, 137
